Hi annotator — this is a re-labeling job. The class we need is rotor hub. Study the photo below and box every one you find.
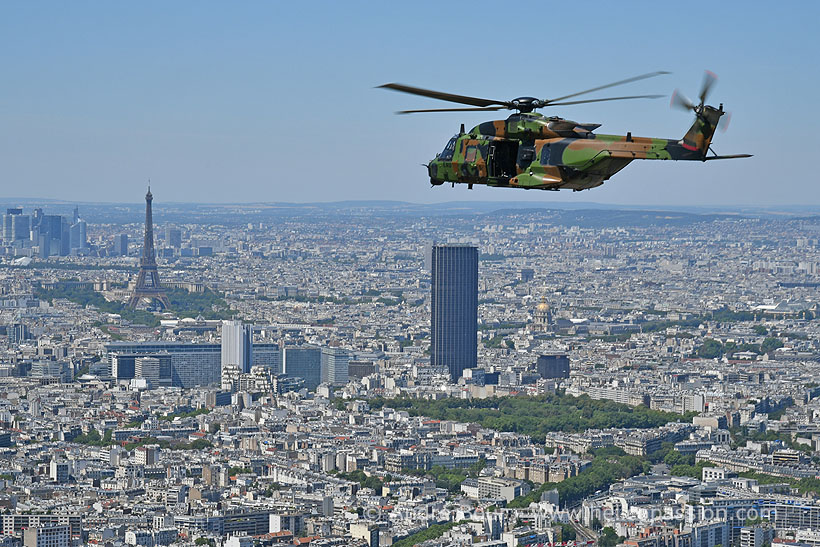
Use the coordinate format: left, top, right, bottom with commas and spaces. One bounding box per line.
511, 97, 543, 113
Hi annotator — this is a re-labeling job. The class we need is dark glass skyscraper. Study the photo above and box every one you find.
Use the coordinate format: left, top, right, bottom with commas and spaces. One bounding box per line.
431, 244, 478, 381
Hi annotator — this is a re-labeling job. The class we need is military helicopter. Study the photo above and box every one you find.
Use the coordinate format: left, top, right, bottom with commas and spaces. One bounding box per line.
380, 71, 751, 191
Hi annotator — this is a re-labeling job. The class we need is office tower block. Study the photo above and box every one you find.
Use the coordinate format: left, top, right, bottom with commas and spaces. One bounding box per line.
165, 224, 182, 248
59, 217, 70, 256
431, 244, 478, 381
221, 320, 252, 373
321, 347, 349, 386
37, 214, 68, 256
31, 207, 43, 229
12, 214, 29, 243
107, 342, 221, 388
29, 361, 71, 383
283, 346, 322, 390
133, 354, 171, 388
9, 323, 31, 345
40, 215, 60, 238
128, 187, 170, 309
39, 215, 59, 255
111, 354, 136, 381
2, 215, 12, 244
252, 343, 282, 374
3, 208, 20, 244
423, 242, 434, 271
135, 357, 161, 388
69, 220, 87, 250
114, 233, 128, 256
3, 209, 30, 246
37, 235, 50, 258
348, 361, 376, 380
536, 354, 570, 379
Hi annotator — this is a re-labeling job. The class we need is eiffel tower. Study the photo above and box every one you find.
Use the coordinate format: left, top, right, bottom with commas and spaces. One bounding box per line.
128, 187, 170, 309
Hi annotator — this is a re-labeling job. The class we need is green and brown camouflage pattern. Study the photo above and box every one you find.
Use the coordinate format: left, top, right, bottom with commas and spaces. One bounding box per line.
427, 109, 729, 191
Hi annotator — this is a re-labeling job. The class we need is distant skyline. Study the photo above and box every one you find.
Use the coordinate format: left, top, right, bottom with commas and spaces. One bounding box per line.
1, 1, 817, 206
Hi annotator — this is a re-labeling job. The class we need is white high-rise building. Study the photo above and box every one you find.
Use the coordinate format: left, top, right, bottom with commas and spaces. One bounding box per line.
69, 219, 87, 250
135, 357, 161, 388
321, 347, 349, 386
221, 320, 252, 373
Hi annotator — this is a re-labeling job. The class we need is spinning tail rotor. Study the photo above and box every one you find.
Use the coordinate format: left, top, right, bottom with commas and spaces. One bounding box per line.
671, 70, 747, 158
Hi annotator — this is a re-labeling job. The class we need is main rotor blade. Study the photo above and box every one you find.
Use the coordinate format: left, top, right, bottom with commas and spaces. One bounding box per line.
700, 70, 718, 105
547, 71, 670, 103
546, 94, 665, 107
396, 106, 506, 115
378, 83, 509, 108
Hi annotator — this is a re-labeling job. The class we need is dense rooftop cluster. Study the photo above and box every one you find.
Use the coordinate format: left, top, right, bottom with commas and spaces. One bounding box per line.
0, 202, 819, 546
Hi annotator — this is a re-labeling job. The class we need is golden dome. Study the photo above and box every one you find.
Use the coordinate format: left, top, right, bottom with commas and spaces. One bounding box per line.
536, 297, 550, 311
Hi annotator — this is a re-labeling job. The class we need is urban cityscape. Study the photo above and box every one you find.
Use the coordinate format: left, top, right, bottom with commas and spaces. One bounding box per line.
0, 192, 819, 547
5, 0, 819, 545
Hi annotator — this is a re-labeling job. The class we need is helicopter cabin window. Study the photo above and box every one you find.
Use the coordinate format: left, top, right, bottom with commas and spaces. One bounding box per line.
540, 145, 551, 165
518, 146, 535, 166
439, 137, 457, 161
465, 146, 477, 163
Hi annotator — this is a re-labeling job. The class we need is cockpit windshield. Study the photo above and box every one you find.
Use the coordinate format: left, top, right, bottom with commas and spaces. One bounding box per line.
438, 137, 457, 161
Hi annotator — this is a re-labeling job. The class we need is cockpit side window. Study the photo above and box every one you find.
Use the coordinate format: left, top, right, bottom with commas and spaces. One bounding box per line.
439, 137, 457, 161
465, 146, 477, 163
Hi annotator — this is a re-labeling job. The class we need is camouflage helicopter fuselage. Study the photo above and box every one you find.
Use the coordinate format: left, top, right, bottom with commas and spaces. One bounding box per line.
428, 109, 725, 191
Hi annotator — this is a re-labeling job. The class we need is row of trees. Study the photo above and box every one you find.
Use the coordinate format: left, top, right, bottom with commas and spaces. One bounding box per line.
638, 306, 757, 334
35, 284, 160, 326
73, 429, 113, 446
729, 428, 814, 455
599, 527, 626, 547
509, 447, 646, 508
165, 287, 233, 319
739, 471, 820, 496
34, 284, 235, 327
647, 443, 716, 478
159, 407, 211, 421
72, 428, 211, 451
369, 394, 687, 443
391, 521, 465, 547
333, 469, 387, 491
402, 459, 486, 494
697, 337, 784, 359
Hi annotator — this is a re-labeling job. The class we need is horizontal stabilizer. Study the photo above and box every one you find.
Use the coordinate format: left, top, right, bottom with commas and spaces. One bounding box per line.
703, 154, 753, 161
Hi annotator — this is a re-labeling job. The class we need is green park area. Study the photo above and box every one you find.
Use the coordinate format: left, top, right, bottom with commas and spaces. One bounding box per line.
34, 283, 234, 327
366, 394, 694, 507
369, 393, 688, 442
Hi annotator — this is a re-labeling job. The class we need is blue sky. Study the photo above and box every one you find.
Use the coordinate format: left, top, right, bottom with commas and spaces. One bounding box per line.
1, 1, 817, 205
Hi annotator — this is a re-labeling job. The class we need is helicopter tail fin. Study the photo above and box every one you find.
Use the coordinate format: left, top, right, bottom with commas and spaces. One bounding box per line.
679, 105, 724, 156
